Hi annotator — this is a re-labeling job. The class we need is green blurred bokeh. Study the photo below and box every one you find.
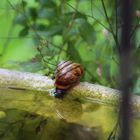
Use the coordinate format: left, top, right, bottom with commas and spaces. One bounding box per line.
0, 0, 140, 93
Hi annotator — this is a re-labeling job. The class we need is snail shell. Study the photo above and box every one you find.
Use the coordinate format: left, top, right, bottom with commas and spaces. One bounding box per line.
54, 61, 84, 98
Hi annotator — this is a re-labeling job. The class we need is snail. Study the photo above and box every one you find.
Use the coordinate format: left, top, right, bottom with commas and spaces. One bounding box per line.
54, 60, 84, 98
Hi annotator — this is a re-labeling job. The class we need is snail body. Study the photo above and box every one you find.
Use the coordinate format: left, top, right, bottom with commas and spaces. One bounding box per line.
54, 61, 84, 98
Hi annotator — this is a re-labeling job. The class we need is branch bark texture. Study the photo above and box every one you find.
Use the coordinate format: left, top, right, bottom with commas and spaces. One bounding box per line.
0, 68, 140, 111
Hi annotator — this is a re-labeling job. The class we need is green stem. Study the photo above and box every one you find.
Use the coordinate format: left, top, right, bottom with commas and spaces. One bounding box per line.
66, 2, 110, 31
56, 1, 79, 63
101, 0, 119, 51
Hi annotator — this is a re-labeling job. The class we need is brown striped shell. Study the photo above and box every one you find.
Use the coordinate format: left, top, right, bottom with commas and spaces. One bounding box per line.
54, 61, 84, 90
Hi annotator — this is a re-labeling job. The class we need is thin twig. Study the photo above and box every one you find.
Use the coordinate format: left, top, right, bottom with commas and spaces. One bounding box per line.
56, 1, 79, 63
90, 0, 105, 17
66, 2, 110, 31
101, 0, 120, 51
107, 111, 120, 140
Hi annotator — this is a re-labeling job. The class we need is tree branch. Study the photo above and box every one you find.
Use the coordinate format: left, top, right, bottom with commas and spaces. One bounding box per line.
0, 68, 140, 111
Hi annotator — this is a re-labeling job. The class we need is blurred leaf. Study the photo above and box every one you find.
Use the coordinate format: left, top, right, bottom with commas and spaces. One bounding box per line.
38, 8, 56, 19
103, 64, 111, 84
64, 12, 87, 21
37, 25, 63, 37
76, 19, 96, 45
13, 14, 27, 25
133, 75, 140, 95
32, 24, 47, 31
18, 61, 43, 72
135, 46, 140, 65
39, 0, 56, 7
67, 41, 82, 62
62, 12, 87, 40
19, 27, 29, 37
28, 7, 37, 21
135, 28, 140, 48
104, 64, 110, 77
21, 0, 27, 8
82, 61, 101, 83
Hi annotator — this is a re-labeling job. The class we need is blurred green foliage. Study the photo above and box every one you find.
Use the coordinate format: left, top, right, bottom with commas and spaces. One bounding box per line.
0, 0, 140, 92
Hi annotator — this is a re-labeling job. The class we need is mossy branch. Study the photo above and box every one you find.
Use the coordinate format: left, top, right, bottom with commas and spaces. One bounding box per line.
0, 68, 140, 111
